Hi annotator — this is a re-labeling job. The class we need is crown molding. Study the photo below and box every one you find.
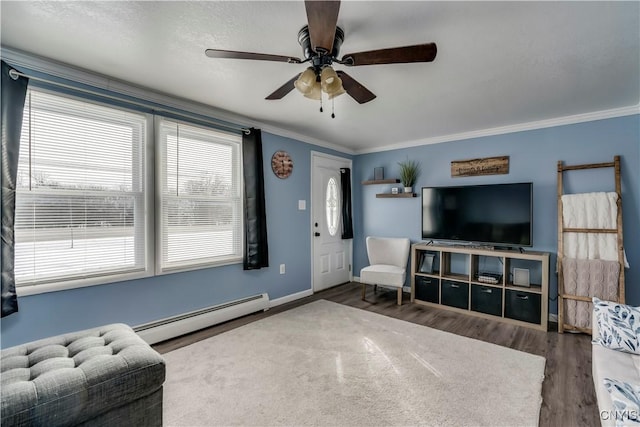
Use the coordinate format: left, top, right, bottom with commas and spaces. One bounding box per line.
1, 46, 353, 155
255, 123, 355, 155
354, 105, 640, 155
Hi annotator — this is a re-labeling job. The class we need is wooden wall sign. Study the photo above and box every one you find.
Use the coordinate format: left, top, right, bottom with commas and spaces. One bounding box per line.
451, 156, 510, 177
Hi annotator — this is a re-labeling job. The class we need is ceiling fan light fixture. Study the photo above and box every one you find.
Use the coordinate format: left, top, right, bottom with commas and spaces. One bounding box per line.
294, 67, 317, 95
320, 66, 345, 97
320, 66, 338, 87
303, 81, 322, 100
208, 1, 438, 106
324, 79, 344, 97
327, 85, 346, 100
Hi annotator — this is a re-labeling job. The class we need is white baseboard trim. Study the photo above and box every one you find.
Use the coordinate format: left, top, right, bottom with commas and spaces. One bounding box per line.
269, 289, 314, 308
549, 314, 559, 322
135, 293, 269, 344
353, 276, 360, 282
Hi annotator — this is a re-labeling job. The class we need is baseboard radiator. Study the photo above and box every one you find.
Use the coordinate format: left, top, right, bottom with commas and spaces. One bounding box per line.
134, 293, 269, 344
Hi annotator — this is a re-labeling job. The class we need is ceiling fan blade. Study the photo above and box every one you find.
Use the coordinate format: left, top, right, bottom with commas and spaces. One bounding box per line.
341, 43, 437, 66
336, 71, 376, 104
304, 0, 340, 53
265, 74, 301, 100
205, 49, 301, 63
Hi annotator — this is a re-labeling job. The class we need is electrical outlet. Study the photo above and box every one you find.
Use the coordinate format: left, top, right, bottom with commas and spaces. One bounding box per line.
280, 264, 285, 274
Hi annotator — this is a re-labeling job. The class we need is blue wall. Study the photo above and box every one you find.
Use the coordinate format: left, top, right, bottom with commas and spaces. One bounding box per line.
2, 107, 637, 347
0, 132, 350, 348
353, 115, 640, 315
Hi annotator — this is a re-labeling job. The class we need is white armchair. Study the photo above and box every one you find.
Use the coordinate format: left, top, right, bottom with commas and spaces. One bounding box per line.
360, 236, 411, 305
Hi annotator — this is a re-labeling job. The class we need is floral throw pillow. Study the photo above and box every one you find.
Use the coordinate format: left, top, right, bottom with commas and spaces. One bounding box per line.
593, 297, 640, 355
603, 378, 640, 426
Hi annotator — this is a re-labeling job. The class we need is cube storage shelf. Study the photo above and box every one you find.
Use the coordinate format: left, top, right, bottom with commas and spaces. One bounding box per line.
411, 243, 549, 331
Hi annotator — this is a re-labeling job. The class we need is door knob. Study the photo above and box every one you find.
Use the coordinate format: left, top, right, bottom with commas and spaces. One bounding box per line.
314, 232, 320, 237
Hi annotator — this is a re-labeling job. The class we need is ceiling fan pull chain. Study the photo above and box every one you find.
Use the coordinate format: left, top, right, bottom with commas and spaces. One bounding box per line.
331, 99, 335, 119
319, 97, 323, 113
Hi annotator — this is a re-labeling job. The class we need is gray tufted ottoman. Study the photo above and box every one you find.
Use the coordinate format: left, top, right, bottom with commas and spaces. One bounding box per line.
1, 323, 166, 427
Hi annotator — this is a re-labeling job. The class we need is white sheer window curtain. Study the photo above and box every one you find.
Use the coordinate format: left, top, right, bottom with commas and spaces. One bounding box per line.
14, 89, 148, 287
157, 118, 242, 272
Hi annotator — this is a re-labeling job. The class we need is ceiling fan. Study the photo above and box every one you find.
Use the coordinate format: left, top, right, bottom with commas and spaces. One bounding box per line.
205, 0, 437, 107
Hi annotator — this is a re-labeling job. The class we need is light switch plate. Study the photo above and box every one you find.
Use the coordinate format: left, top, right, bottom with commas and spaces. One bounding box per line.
298, 200, 306, 210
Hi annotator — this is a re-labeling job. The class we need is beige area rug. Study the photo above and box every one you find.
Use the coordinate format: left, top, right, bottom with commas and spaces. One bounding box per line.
163, 299, 545, 426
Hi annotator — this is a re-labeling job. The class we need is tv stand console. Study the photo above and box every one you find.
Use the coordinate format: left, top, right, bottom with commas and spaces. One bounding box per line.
411, 243, 549, 331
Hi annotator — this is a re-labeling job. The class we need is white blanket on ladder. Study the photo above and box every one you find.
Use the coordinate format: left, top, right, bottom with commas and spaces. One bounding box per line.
562, 192, 629, 267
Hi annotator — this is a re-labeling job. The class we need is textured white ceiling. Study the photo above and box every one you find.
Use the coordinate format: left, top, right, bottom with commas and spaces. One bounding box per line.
1, 1, 639, 153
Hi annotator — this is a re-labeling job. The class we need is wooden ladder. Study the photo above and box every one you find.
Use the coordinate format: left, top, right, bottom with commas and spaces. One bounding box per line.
557, 155, 625, 334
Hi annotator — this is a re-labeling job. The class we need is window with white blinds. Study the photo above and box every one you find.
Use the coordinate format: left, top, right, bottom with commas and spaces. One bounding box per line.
157, 118, 243, 272
15, 89, 148, 287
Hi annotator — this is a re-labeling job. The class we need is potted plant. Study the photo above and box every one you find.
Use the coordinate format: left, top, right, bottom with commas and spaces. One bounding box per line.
398, 158, 420, 194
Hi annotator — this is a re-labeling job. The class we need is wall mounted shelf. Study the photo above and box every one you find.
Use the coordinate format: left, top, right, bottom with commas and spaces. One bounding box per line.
362, 179, 400, 185
376, 193, 417, 198
362, 178, 413, 198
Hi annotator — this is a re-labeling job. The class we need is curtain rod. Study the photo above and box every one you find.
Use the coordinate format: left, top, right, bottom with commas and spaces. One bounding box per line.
8, 68, 251, 135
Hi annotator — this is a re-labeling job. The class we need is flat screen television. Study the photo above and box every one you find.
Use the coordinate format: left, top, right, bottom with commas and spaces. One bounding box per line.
421, 182, 533, 247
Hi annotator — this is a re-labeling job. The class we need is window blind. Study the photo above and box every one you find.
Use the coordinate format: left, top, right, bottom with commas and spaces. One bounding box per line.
157, 118, 242, 272
14, 89, 148, 286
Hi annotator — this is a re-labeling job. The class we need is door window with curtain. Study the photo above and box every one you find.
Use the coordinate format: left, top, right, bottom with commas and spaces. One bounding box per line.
157, 118, 243, 272
14, 88, 149, 288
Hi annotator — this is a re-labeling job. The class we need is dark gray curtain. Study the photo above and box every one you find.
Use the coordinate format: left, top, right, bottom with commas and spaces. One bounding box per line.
340, 168, 353, 239
1, 61, 28, 317
242, 128, 269, 270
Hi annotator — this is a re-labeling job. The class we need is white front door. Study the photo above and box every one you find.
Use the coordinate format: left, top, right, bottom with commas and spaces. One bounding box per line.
311, 152, 351, 292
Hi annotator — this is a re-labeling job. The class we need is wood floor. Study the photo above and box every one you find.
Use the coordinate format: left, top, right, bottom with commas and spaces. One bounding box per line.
154, 282, 598, 427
